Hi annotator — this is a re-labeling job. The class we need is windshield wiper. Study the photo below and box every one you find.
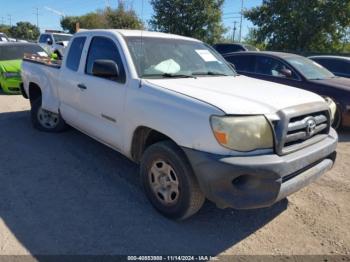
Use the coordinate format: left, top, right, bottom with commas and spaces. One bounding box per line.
192, 71, 229, 76
142, 73, 196, 79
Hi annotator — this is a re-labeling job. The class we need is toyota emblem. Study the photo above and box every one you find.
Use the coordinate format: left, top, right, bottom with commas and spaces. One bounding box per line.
306, 118, 317, 137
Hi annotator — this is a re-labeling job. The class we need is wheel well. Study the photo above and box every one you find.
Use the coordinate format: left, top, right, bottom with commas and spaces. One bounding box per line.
29, 83, 42, 105
131, 127, 174, 163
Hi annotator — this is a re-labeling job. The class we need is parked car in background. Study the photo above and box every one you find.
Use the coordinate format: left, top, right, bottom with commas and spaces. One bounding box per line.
0, 43, 48, 94
223, 51, 350, 129
21, 29, 337, 220
213, 43, 259, 56
309, 56, 350, 79
0, 33, 9, 43
38, 31, 72, 59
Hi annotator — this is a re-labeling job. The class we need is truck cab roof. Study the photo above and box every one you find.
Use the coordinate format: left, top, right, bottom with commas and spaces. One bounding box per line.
75, 29, 201, 42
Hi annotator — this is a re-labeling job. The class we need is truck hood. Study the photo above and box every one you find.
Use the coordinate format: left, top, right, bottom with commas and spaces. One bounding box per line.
0, 60, 21, 73
146, 75, 324, 115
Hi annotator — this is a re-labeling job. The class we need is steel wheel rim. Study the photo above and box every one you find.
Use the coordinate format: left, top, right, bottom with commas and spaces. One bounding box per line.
37, 107, 59, 129
148, 159, 180, 206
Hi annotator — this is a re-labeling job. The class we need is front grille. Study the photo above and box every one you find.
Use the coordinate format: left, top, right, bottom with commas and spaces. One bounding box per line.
273, 102, 331, 155
284, 112, 328, 147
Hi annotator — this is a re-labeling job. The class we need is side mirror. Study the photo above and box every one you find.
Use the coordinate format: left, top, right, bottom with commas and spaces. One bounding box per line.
92, 59, 119, 80
47, 38, 53, 45
280, 68, 292, 78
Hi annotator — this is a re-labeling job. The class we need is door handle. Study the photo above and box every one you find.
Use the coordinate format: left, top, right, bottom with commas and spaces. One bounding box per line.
77, 83, 87, 90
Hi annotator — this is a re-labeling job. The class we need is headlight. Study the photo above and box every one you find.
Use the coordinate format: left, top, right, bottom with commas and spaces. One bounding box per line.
4, 72, 20, 78
324, 97, 336, 124
210, 115, 274, 151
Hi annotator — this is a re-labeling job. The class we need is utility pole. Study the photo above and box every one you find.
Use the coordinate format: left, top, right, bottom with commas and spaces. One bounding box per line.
34, 8, 40, 29
233, 21, 238, 42
239, 0, 244, 43
7, 14, 12, 26
1, 17, 4, 25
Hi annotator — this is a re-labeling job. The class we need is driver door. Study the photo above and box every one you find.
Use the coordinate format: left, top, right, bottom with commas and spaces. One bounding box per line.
75, 36, 128, 151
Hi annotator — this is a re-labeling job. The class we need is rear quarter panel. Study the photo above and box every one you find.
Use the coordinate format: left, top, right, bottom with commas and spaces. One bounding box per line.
21, 61, 61, 113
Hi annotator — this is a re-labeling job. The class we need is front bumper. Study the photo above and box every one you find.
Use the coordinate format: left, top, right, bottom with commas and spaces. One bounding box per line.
0, 78, 21, 94
182, 129, 338, 209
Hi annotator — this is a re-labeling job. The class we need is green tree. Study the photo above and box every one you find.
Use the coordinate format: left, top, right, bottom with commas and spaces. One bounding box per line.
61, 4, 143, 34
244, 0, 350, 52
244, 28, 266, 50
8, 22, 40, 41
150, 0, 226, 44
60, 16, 81, 34
105, 4, 143, 29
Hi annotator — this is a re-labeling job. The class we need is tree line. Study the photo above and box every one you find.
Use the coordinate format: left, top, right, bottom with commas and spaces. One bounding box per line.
0, 22, 40, 41
1, 0, 349, 53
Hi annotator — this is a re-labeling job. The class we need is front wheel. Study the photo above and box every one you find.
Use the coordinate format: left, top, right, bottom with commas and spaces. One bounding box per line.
31, 98, 67, 132
140, 141, 205, 220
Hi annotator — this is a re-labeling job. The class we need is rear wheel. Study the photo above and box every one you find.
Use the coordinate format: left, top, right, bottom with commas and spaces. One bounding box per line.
31, 98, 67, 132
140, 141, 205, 220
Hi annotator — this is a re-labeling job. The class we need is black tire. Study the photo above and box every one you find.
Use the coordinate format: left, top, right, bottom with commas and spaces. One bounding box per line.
31, 97, 67, 132
140, 141, 205, 220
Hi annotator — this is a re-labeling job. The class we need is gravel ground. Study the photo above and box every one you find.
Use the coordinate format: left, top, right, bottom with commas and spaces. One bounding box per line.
0, 93, 349, 257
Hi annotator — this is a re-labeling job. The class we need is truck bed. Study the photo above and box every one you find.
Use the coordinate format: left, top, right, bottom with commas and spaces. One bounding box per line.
23, 53, 61, 69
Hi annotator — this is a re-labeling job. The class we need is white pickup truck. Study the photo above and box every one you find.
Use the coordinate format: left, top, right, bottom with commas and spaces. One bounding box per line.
21, 29, 338, 220
38, 32, 72, 59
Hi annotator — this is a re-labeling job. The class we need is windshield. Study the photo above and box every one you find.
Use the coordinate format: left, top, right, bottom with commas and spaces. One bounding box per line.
125, 37, 236, 78
0, 44, 47, 60
53, 34, 72, 42
285, 56, 335, 80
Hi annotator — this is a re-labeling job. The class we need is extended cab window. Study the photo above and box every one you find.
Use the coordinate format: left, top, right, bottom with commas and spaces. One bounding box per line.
85, 36, 126, 83
66, 37, 86, 72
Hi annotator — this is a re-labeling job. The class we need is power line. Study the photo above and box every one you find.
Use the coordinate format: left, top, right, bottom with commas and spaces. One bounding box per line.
223, 16, 241, 20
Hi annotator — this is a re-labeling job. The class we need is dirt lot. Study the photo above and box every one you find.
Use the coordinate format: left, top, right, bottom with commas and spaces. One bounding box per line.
0, 93, 349, 257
